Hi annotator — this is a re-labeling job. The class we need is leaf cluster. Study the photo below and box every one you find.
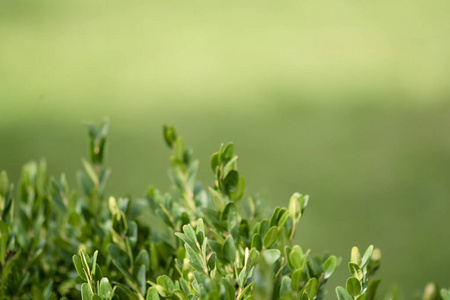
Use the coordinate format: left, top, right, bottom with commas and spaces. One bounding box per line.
0, 119, 406, 300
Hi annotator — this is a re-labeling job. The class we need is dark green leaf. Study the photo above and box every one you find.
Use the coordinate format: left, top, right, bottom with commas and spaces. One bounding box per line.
163, 125, 177, 148
222, 236, 236, 263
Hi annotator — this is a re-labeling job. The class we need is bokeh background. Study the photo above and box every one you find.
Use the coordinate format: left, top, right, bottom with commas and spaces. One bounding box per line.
1, 1, 450, 298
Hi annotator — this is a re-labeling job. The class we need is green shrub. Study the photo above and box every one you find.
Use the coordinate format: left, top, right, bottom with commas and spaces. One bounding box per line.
0, 120, 443, 299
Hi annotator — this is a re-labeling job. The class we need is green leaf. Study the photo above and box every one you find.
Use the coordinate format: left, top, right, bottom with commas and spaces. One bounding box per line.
361, 245, 374, 268
346, 277, 361, 297
221, 277, 235, 300
230, 176, 245, 200
221, 143, 234, 162
173, 290, 189, 300
137, 264, 147, 296
82, 158, 99, 187
163, 125, 177, 148
291, 268, 305, 292
349, 263, 363, 280
251, 234, 262, 251
146, 287, 161, 300
280, 276, 292, 296
73, 254, 87, 281
91, 250, 98, 276
441, 289, 450, 300
207, 252, 216, 270
209, 187, 225, 212
263, 226, 278, 248
263, 249, 280, 264
81, 283, 93, 300
303, 278, 318, 299
0, 220, 9, 264
107, 244, 133, 281
322, 255, 337, 279
277, 210, 290, 228
0, 171, 8, 195
288, 193, 301, 221
185, 243, 204, 272
135, 250, 150, 272
366, 279, 381, 300
223, 170, 239, 196
210, 152, 221, 172
289, 246, 303, 269
99, 278, 113, 299
351, 247, 362, 266
246, 248, 260, 270
356, 293, 367, 300
173, 137, 185, 162
336, 286, 353, 300
92, 295, 102, 300
221, 202, 238, 232
182, 224, 198, 245
223, 236, 236, 263
237, 282, 254, 300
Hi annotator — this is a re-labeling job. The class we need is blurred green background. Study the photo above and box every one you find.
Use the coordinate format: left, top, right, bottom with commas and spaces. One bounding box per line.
1, 1, 450, 298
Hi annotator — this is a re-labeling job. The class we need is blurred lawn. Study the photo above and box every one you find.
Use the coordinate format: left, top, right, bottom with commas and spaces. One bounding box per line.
1, 1, 450, 298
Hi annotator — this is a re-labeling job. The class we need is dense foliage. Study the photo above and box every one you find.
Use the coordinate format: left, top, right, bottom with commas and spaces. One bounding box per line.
0, 120, 447, 300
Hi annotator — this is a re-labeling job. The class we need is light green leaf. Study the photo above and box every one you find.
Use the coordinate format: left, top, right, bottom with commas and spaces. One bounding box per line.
441, 289, 450, 300
322, 255, 337, 279
289, 246, 303, 269
209, 187, 225, 212
81, 283, 93, 300
263, 249, 280, 264
146, 287, 161, 300
291, 268, 305, 292
81, 158, 99, 187
349, 263, 363, 280
361, 245, 374, 268
336, 286, 353, 300
99, 278, 113, 299
288, 193, 301, 221
303, 278, 318, 299
277, 210, 290, 228
351, 247, 362, 266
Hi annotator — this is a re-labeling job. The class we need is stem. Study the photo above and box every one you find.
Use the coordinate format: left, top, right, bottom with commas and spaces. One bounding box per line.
289, 220, 296, 243
1, 261, 5, 299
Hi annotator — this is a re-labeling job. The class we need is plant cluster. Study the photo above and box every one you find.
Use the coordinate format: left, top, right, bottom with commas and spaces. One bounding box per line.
0, 120, 443, 300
